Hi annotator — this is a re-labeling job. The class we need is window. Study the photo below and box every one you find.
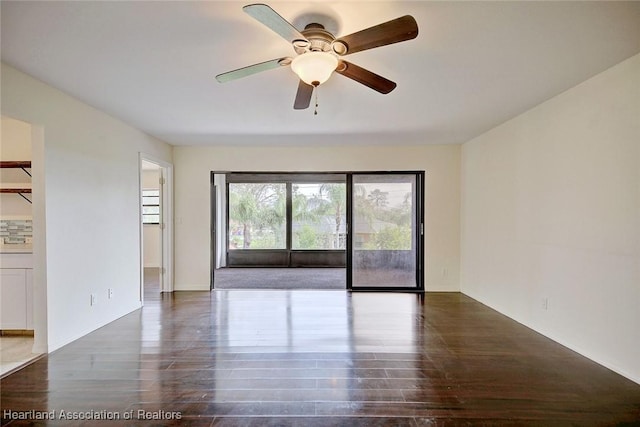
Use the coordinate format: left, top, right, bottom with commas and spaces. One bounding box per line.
292, 183, 346, 250
222, 173, 347, 268
142, 189, 160, 224
228, 183, 286, 249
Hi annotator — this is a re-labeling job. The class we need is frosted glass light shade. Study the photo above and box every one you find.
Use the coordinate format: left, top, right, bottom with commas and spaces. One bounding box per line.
291, 52, 338, 86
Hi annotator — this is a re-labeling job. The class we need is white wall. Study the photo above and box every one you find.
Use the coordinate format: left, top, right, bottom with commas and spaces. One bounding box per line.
1, 116, 32, 217
461, 54, 640, 383
1, 116, 32, 159
1, 63, 172, 352
174, 144, 461, 291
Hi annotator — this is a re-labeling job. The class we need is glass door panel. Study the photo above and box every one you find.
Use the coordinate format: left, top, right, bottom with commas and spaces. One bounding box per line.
349, 173, 423, 290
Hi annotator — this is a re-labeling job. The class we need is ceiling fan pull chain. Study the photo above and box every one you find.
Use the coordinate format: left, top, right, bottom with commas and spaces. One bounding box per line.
314, 87, 319, 115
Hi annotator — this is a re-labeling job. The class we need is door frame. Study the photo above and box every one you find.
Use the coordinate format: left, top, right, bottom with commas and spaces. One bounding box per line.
346, 171, 425, 292
139, 153, 174, 299
211, 170, 424, 292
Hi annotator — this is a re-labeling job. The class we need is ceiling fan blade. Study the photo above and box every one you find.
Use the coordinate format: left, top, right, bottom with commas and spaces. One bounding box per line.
333, 15, 418, 56
335, 60, 396, 94
243, 4, 308, 45
216, 57, 291, 83
293, 80, 314, 110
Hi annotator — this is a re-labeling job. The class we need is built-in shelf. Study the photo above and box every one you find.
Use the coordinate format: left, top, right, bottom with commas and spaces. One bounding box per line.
0, 161, 31, 203
0, 161, 31, 169
0, 189, 32, 194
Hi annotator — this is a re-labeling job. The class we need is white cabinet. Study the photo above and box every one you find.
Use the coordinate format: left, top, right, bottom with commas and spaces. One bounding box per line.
25, 268, 34, 330
1, 269, 28, 329
0, 253, 33, 330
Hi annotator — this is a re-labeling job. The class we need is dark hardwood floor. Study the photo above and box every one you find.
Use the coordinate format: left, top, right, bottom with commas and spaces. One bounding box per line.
2, 274, 639, 425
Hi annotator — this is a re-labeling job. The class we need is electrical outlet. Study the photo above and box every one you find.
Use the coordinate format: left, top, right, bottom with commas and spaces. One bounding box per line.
108, 288, 113, 299
442, 268, 448, 278
542, 297, 548, 311
91, 294, 97, 306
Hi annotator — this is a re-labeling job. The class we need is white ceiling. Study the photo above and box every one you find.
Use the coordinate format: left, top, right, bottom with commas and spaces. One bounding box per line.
2, 1, 639, 147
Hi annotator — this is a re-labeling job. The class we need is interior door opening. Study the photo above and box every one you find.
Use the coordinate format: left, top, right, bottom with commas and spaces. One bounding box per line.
140, 155, 173, 301
0, 116, 46, 373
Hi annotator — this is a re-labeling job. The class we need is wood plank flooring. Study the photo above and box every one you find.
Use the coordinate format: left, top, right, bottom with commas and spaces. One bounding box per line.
2, 285, 639, 425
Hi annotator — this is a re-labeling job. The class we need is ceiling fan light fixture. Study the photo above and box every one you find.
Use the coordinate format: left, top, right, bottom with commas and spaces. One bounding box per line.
291, 51, 338, 86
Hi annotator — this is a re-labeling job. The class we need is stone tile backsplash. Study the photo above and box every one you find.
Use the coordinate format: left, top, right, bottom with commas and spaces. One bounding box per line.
0, 219, 32, 244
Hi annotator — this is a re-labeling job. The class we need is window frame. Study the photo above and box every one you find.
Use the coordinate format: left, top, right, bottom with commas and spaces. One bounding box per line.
224, 172, 347, 267
142, 188, 160, 225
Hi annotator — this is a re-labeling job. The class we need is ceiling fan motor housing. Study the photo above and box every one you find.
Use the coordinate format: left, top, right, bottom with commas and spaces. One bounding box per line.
294, 23, 336, 54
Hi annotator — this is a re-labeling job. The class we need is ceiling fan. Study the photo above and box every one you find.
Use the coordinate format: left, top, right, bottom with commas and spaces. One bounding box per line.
216, 3, 419, 110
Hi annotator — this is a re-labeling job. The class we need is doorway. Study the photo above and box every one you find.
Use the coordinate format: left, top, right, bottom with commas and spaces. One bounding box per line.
139, 155, 173, 301
348, 172, 424, 291
0, 116, 45, 375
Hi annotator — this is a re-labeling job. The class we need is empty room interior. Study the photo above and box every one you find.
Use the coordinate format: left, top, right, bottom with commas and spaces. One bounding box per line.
1, 1, 639, 425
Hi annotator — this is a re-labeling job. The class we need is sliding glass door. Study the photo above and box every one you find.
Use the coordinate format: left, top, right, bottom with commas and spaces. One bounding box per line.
348, 172, 424, 290
212, 171, 424, 291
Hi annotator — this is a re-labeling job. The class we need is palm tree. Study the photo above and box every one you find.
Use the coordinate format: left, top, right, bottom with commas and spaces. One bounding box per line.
228, 186, 258, 248
367, 189, 389, 210
318, 183, 346, 249
259, 184, 286, 248
229, 183, 285, 248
